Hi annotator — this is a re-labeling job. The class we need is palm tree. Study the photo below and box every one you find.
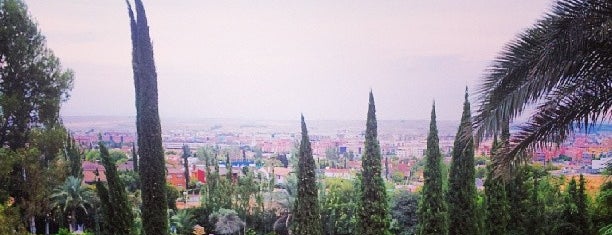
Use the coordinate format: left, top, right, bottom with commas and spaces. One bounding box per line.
473, 0, 612, 174
170, 209, 194, 235
50, 176, 93, 232
210, 208, 245, 235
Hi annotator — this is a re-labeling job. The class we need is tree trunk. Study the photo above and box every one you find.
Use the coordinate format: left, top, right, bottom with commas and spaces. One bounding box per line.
71, 210, 77, 232
30, 216, 36, 234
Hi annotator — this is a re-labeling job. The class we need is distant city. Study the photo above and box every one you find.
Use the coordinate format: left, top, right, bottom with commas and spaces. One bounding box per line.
65, 116, 612, 191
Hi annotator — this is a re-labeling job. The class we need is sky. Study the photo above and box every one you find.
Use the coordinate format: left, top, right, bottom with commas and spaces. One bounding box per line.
25, 0, 552, 121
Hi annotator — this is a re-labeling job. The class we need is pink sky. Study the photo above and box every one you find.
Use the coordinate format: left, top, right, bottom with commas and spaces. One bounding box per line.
25, 0, 552, 121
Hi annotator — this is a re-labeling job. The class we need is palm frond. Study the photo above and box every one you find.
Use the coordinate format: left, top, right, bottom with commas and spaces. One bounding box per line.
493, 76, 612, 172
473, 0, 612, 172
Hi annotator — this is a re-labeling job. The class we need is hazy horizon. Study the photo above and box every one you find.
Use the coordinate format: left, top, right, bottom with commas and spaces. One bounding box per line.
26, 0, 552, 120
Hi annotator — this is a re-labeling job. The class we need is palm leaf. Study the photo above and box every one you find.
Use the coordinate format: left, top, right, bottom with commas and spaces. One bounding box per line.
473, 0, 612, 172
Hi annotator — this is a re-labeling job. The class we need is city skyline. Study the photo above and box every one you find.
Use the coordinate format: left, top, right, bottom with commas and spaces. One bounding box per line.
27, 0, 551, 120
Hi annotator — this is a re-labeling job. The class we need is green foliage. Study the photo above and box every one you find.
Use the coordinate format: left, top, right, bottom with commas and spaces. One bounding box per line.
65, 134, 83, 178
0, 202, 22, 234
321, 178, 358, 235
484, 135, 509, 235
447, 90, 478, 235
95, 143, 134, 235
0, 0, 74, 150
50, 176, 93, 232
85, 149, 128, 164
57, 228, 72, 235
576, 174, 593, 234
483, 164, 509, 235
358, 92, 390, 235
418, 103, 448, 235
234, 168, 259, 220
170, 209, 195, 235
505, 167, 530, 235
292, 115, 322, 235
118, 170, 141, 193
593, 181, 612, 232
0, 2, 73, 229
560, 175, 592, 234
126, 0, 169, 233
132, 143, 138, 172
209, 208, 245, 235
166, 184, 180, 211
390, 190, 419, 235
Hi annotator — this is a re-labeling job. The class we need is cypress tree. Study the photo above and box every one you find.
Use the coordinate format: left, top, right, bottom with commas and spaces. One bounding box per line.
484, 139, 509, 235
292, 115, 322, 235
95, 177, 113, 234
96, 143, 134, 234
506, 166, 530, 235
358, 92, 390, 235
561, 177, 581, 232
576, 174, 592, 234
182, 145, 191, 189
126, 1, 168, 233
66, 133, 83, 178
132, 142, 138, 172
447, 89, 478, 235
418, 102, 448, 235
526, 174, 546, 235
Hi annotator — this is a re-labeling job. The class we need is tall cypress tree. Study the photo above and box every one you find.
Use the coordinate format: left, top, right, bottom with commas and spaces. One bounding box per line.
182, 145, 191, 189
484, 139, 509, 235
132, 142, 138, 172
96, 143, 134, 234
358, 92, 390, 235
576, 174, 592, 234
66, 133, 83, 178
418, 102, 448, 235
292, 115, 322, 235
506, 166, 530, 235
447, 89, 478, 235
126, 1, 168, 233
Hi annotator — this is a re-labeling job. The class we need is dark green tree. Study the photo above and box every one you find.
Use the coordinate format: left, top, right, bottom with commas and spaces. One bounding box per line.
484, 121, 510, 235
292, 115, 322, 235
126, 0, 168, 233
0, 0, 73, 150
576, 174, 592, 234
66, 133, 82, 178
447, 88, 478, 235
358, 92, 390, 235
390, 191, 420, 235
223, 153, 234, 209
132, 143, 138, 172
560, 177, 582, 233
473, 0, 612, 172
0, 1, 73, 229
505, 166, 530, 235
50, 176, 92, 233
418, 102, 448, 235
95, 143, 134, 234
166, 184, 179, 211
593, 181, 612, 232
483, 149, 509, 235
526, 171, 546, 235
95, 176, 113, 234
182, 145, 191, 189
